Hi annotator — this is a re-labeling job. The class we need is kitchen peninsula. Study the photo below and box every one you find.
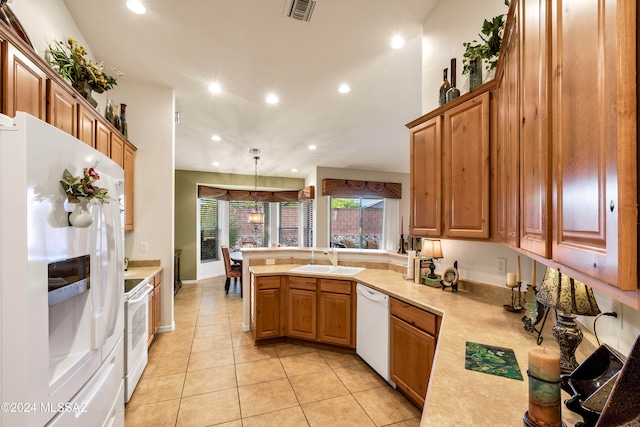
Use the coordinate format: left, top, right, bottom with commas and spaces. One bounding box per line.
245, 249, 592, 426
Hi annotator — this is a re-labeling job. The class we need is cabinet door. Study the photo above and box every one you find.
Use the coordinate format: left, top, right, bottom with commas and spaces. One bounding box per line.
443, 91, 491, 239
255, 288, 282, 339
410, 116, 442, 237
519, 0, 551, 257
551, 0, 637, 289
3, 42, 46, 119
77, 105, 96, 148
123, 142, 136, 231
47, 80, 77, 136
110, 132, 125, 168
318, 291, 352, 347
96, 121, 111, 157
287, 288, 317, 340
390, 316, 435, 409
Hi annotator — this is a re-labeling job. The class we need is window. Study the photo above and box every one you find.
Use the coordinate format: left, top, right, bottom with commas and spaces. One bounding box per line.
200, 198, 220, 262
229, 200, 270, 250
279, 202, 299, 246
330, 197, 383, 249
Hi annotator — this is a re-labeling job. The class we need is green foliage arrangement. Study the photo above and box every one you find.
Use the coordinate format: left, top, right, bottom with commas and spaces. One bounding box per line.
462, 0, 510, 75
48, 37, 123, 94
60, 168, 110, 204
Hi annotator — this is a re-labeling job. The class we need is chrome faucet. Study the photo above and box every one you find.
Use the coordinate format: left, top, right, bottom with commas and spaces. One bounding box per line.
324, 248, 338, 267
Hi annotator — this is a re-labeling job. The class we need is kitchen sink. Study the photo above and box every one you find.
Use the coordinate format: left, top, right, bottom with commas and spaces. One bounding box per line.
288, 265, 365, 276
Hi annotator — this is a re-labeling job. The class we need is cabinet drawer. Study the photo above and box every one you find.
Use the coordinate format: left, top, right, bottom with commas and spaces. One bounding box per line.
319, 279, 352, 295
257, 276, 281, 290
288, 276, 317, 291
390, 298, 438, 336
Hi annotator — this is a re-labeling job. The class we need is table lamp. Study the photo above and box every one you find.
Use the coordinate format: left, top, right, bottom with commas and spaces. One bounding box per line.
535, 267, 601, 373
420, 239, 443, 279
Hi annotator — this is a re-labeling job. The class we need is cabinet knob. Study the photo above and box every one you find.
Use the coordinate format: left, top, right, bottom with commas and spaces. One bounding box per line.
610, 200, 615, 212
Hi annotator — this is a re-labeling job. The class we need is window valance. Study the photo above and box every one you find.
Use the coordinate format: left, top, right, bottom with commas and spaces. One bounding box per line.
197, 185, 314, 202
322, 179, 401, 199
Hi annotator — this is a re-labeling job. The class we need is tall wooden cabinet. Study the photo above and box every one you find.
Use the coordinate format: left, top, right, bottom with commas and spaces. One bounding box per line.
408, 88, 494, 241
494, 0, 638, 303
550, 0, 637, 291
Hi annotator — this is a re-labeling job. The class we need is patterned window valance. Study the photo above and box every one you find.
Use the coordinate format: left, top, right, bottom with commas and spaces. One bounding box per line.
197, 185, 314, 202
322, 179, 401, 199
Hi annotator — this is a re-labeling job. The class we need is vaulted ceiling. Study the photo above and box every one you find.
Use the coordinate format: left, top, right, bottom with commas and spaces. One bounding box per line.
63, 0, 438, 178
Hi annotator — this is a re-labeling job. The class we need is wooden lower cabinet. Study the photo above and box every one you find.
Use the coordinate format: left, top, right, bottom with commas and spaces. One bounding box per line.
390, 298, 439, 409
318, 279, 354, 347
252, 274, 354, 348
287, 276, 318, 340
252, 276, 284, 340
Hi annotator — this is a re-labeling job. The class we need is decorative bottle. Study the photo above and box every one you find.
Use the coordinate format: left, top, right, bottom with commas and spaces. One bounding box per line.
446, 58, 461, 102
105, 99, 114, 123
119, 103, 128, 138
439, 68, 450, 106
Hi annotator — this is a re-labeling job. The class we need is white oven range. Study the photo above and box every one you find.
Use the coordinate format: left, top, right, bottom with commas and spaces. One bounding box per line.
124, 277, 153, 402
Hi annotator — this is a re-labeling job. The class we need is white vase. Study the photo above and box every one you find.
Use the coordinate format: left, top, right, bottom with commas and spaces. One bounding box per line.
69, 198, 93, 228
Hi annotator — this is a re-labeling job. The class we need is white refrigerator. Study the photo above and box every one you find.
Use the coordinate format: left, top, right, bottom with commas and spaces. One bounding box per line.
0, 112, 125, 427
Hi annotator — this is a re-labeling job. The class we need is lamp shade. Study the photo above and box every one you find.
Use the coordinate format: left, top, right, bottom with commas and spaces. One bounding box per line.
248, 210, 264, 224
420, 239, 443, 259
536, 267, 601, 316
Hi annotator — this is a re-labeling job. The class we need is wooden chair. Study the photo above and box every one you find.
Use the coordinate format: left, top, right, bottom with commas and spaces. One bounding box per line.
221, 246, 242, 296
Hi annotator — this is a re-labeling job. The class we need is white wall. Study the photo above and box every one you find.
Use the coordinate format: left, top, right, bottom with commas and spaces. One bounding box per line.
421, 0, 640, 356
11, 1, 177, 330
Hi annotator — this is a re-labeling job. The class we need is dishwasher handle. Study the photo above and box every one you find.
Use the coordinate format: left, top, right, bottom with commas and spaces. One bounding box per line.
356, 284, 388, 303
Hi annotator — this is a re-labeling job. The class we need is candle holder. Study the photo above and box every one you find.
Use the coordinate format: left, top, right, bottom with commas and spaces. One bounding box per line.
522, 284, 552, 345
397, 234, 406, 254
504, 281, 524, 312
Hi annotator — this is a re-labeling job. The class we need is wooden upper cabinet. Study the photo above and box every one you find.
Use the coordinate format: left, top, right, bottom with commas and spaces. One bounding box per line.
96, 120, 111, 157
124, 142, 136, 232
551, 0, 637, 290
410, 116, 442, 237
110, 131, 125, 168
77, 105, 97, 148
442, 91, 491, 239
47, 79, 77, 136
519, 0, 551, 257
2, 42, 46, 119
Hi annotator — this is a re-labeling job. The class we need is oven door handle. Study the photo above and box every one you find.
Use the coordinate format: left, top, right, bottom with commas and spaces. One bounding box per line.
128, 284, 153, 304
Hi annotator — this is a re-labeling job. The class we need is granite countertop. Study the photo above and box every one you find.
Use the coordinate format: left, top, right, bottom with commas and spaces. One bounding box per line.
250, 264, 594, 426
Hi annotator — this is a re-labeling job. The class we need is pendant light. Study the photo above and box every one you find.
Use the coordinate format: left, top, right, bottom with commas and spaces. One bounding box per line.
249, 156, 264, 225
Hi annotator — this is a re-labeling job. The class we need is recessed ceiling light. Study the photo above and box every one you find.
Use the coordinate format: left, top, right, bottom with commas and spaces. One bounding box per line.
212, 162, 220, 167
338, 84, 350, 94
208, 83, 222, 93
126, 0, 146, 14
291, 168, 298, 173
266, 93, 279, 104
308, 145, 317, 150
211, 135, 221, 141
391, 35, 405, 49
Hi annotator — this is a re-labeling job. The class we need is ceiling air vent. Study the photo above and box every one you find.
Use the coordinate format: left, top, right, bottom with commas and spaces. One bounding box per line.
284, 0, 316, 22
248, 148, 263, 155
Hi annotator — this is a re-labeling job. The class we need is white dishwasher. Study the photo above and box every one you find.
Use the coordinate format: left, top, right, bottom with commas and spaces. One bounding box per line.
356, 284, 395, 387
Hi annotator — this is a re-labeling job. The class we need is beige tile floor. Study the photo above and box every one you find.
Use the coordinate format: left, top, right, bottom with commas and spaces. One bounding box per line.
125, 276, 421, 427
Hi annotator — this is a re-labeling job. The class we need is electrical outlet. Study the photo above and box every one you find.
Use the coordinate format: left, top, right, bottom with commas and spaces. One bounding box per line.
611, 300, 623, 329
140, 242, 148, 252
497, 257, 507, 274
265, 259, 275, 265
